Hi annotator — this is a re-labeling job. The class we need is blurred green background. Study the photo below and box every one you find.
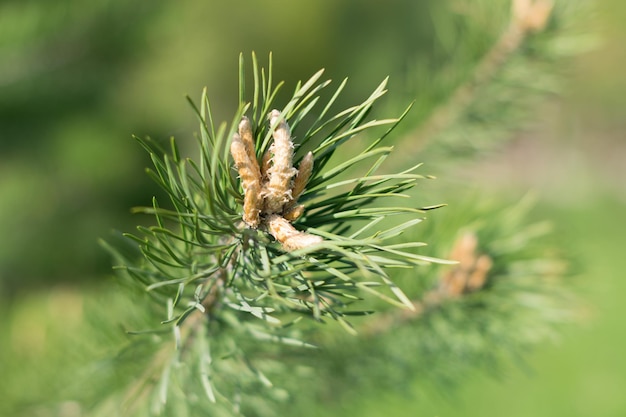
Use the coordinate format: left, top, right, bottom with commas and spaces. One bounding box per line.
1, 0, 624, 415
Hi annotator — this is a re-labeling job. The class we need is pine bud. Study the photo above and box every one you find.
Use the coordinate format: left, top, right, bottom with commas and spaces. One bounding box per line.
524, 0, 553, 32
283, 204, 305, 222
266, 214, 322, 251
467, 254, 492, 292
242, 181, 261, 228
287, 151, 314, 209
231, 133, 263, 226
264, 110, 297, 213
261, 149, 272, 182
238, 116, 261, 176
512, 0, 553, 33
440, 233, 491, 296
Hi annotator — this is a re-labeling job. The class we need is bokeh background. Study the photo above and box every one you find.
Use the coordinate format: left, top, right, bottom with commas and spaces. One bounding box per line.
1, 0, 624, 415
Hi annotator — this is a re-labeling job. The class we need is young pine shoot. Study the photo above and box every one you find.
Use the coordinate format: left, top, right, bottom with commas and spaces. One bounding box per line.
109, 53, 449, 414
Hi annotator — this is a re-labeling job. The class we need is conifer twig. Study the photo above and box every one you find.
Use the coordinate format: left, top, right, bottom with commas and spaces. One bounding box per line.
106, 54, 449, 413
403, 0, 554, 154
363, 232, 493, 336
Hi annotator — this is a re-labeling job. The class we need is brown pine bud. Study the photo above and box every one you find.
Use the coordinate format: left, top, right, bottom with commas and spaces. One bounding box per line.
513, 0, 553, 33
525, 0, 553, 32
440, 269, 466, 298
266, 214, 323, 251
450, 233, 478, 270
467, 254, 492, 292
238, 116, 261, 176
242, 181, 261, 228
287, 151, 314, 209
230, 134, 261, 191
440, 232, 492, 296
260, 149, 272, 182
283, 204, 305, 222
264, 110, 297, 213
231, 133, 263, 227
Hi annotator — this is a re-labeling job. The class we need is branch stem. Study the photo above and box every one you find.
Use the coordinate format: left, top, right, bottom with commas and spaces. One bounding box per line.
399, 0, 553, 157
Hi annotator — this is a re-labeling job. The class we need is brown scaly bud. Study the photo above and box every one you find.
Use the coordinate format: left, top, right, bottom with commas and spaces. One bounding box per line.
242, 181, 261, 228
238, 116, 261, 176
439, 232, 491, 297
264, 110, 297, 213
524, 0, 553, 32
283, 204, 305, 222
467, 254, 493, 292
512, 0, 553, 33
266, 214, 323, 251
450, 233, 478, 269
230, 133, 263, 227
260, 149, 272, 182
286, 151, 314, 210
230, 133, 261, 191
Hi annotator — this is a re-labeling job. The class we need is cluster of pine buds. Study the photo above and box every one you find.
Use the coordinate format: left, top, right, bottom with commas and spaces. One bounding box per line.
512, 0, 553, 33
439, 233, 492, 297
230, 110, 323, 251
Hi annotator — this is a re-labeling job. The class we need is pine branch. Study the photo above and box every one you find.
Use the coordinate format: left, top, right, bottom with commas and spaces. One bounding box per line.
103, 53, 449, 415
396, 0, 595, 163
95, 2, 591, 410
412, 0, 553, 147
1, 2, 592, 416
98, 39, 583, 413
278, 196, 578, 414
